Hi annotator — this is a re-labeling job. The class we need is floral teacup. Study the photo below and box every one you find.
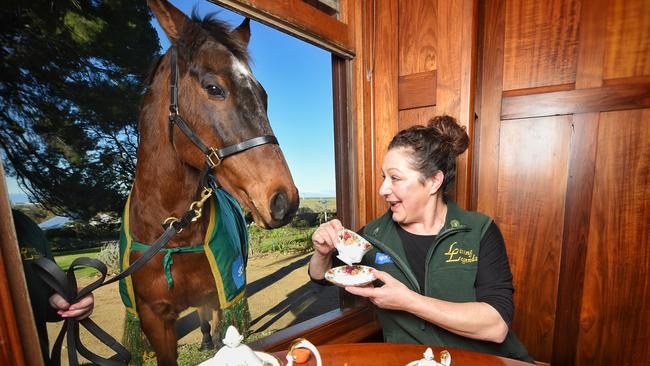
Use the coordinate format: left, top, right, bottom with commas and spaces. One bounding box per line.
335, 229, 373, 265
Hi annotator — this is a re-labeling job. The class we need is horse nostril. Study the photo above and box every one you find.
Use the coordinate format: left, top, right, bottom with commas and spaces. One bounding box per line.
269, 191, 290, 221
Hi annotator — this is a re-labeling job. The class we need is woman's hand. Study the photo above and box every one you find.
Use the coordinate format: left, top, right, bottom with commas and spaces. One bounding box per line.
309, 219, 345, 280
311, 219, 344, 257
344, 269, 415, 311
49, 292, 95, 320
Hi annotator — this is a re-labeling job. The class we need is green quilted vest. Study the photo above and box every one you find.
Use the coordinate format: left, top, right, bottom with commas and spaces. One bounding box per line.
360, 200, 534, 363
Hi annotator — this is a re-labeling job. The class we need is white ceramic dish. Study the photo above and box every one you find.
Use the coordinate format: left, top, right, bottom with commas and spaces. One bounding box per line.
325, 265, 376, 287
336, 229, 373, 265
255, 351, 282, 366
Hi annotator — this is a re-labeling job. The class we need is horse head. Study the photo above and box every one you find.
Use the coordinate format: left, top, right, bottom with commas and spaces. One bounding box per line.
145, 0, 299, 228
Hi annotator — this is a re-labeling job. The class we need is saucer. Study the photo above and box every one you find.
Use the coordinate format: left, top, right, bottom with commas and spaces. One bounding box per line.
325, 265, 376, 287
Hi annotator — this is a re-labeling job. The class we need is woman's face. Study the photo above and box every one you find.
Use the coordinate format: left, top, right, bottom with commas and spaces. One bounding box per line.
379, 148, 436, 225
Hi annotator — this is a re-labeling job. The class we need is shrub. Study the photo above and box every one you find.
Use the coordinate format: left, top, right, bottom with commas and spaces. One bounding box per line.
95, 241, 121, 275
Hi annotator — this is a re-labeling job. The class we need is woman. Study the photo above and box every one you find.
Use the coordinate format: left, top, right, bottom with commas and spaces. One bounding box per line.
308, 115, 533, 363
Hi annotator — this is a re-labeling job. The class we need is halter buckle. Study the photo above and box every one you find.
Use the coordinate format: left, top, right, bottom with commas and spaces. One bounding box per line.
206, 148, 222, 168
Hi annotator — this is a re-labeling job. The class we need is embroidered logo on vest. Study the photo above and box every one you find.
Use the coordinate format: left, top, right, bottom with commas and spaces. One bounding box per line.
374, 252, 394, 264
20, 247, 43, 261
231, 255, 245, 289
444, 242, 477, 264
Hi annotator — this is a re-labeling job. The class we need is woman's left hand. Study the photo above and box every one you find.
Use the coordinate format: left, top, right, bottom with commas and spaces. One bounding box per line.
344, 269, 415, 311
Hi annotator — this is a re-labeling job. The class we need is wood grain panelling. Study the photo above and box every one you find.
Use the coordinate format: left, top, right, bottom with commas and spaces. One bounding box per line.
604, 0, 650, 80
398, 106, 438, 131
576, 110, 650, 366
495, 116, 571, 361
398, 0, 436, 76
0, 250, 25, 366
398, 71, 437, 110
213, 0, 354, 58
503, 0, 580, 90
356, 0, 373, 225
476, 0, 506, 218
551, 1, 608, 363
371, 0, 398, 218
433, 0, 463, 116
0, 162, 41, 366
501, 81, 650, 120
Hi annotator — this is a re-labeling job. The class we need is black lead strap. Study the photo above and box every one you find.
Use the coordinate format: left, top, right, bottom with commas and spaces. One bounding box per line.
33, 209, 199, 366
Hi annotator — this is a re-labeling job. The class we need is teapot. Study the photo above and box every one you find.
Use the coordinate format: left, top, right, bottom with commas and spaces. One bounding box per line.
198, 326, 281, 366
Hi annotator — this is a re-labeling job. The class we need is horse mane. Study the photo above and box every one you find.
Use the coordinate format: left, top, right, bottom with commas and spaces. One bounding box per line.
189, 9, 250, 64
144, 8, 250, 86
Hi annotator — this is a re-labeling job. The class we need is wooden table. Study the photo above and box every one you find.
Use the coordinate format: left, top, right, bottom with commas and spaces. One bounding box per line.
272, 343, 532, 365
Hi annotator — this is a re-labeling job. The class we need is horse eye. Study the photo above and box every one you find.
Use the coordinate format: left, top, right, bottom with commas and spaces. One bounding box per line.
205, 84, 226, 99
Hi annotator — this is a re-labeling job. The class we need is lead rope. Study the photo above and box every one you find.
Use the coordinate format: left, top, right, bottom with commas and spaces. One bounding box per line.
33, 182, 213, 366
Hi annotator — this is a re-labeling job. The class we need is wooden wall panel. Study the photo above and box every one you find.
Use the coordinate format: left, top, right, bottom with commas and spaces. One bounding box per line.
433, 0, 463, 116
398, 106, 438, 131
576, 109, 650, 365
476, 0, 506, 219
371, 0, 399, 218
604, 0, 650, 80
398, 0, 436, 76
495, 116, 571, 361
503, 0, 580, 90
398, 71, 437, 110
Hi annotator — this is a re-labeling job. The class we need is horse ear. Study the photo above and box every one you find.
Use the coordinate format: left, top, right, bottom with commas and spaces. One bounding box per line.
231, 18, 251, 48
147, 0, 189, 44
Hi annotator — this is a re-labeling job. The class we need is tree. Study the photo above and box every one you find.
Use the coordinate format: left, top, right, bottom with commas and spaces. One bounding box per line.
0, 0, 160, 219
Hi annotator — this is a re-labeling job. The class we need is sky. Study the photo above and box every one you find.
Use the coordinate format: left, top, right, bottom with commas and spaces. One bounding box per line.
5, 0, 336, 202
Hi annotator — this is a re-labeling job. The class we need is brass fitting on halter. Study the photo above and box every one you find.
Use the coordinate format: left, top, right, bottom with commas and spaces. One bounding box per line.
189, 187, 213, 222
206, 148, 222, 168
162, 187, 213, 231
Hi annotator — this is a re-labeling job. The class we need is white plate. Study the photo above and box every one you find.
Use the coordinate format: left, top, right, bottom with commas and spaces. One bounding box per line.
255, 351, 282, 366
325, 265, 376, 287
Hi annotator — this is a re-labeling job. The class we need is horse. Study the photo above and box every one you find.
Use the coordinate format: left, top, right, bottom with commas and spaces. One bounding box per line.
125, 1, 299, 364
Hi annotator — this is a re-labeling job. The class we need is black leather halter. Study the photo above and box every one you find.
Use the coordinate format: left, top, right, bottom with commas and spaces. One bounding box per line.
167, 47, 278, 168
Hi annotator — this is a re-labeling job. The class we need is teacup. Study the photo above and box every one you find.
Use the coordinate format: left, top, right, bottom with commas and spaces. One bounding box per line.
335, 229, 373, 265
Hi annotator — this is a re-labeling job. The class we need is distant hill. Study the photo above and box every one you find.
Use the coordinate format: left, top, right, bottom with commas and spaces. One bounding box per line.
300, 190, 335, 198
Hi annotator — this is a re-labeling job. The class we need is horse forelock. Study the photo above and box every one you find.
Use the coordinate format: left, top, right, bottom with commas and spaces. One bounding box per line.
188, 9, 249, 64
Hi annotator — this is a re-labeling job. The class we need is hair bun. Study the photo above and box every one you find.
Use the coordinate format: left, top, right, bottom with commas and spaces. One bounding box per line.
427, 115, 469, 157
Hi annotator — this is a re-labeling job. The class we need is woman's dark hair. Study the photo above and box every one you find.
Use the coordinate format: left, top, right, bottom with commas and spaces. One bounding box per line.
388, 115, 469, 193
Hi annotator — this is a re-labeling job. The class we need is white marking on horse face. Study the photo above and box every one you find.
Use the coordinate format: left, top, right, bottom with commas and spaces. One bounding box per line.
231, 56, 253, 82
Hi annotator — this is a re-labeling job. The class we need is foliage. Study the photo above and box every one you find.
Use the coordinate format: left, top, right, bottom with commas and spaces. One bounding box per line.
95, 241, 120, 275
11, 203, 56, 223
143, 343, 213, 366
248, 224, 315, 255
0, 0, 161, 220
46, 218, 119, 251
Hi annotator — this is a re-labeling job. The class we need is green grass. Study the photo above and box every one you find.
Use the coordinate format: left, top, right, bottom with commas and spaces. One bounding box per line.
299, 197, 336, 211
248, 225, 315, 255
54, 247, 101, 278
